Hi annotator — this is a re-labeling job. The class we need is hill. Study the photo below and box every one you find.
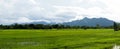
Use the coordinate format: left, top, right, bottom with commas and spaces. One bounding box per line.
30, 17, 114, 26
63, 17, 114, 26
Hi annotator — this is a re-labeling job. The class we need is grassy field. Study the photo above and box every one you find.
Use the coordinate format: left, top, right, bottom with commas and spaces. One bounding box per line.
0, 29, 120, 49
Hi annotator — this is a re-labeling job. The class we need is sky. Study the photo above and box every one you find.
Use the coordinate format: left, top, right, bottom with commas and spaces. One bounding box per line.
0, 0, 120, 24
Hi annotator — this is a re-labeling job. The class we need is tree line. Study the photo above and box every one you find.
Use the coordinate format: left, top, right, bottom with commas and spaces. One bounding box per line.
114, 22, 120, 31
0, 23, 114, 29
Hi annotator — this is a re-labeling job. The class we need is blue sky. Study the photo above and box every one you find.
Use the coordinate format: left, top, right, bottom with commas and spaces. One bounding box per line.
0, 0, 120, 24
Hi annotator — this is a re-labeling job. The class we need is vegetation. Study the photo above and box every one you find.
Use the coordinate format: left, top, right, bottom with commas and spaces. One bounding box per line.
0, 29, 119, 49
0, 23, 113, 29
114, 22, 118, 31
0, 22, 119, 49
113, 22, 120, 31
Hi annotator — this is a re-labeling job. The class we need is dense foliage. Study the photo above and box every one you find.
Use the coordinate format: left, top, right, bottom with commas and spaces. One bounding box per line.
0, 23, 113, 29
114, 22, 118, 31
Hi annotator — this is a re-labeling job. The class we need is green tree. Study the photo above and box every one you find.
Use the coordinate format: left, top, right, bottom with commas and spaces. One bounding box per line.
81, 26, 87, 30
0, 24, 3, 29
96, 24, 100, 29
114, 22, 118, 31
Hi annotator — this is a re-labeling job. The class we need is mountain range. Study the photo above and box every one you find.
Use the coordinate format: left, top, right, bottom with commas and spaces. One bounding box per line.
63, 17, 114, 26
30, 17, 114, 26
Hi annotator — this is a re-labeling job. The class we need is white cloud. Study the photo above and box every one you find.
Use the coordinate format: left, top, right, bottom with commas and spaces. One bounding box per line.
0, 0, 120, 24
54, 6, 106, 18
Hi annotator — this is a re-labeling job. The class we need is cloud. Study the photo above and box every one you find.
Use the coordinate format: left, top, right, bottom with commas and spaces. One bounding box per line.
53, 6, 106, 18
0, 0, 120, 24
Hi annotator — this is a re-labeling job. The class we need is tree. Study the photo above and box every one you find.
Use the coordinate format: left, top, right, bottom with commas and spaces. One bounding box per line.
28, 24, 35, 29
96, 24, 100, 29
0, 24, 3, 29
52, 24, 59, 29
114, 22, 118, 31
81, 26, 88, 30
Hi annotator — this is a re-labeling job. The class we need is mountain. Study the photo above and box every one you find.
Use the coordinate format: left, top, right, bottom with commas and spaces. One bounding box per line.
63, 17, 114, 26
29, 21, 56, 25
30, 21, 49, 24
29, 17, 114, 26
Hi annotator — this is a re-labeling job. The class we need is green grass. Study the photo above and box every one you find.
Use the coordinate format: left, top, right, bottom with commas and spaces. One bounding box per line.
0, 29, 120, 49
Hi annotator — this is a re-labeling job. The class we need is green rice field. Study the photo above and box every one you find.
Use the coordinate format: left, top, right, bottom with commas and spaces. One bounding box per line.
0, 29, 120, 49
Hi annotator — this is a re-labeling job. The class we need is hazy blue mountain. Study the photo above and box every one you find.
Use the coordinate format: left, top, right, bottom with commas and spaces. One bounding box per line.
29, 21, 56, 25
63, 17, 114, 26
30, 21, 48, 24
30, 17, 114, 26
